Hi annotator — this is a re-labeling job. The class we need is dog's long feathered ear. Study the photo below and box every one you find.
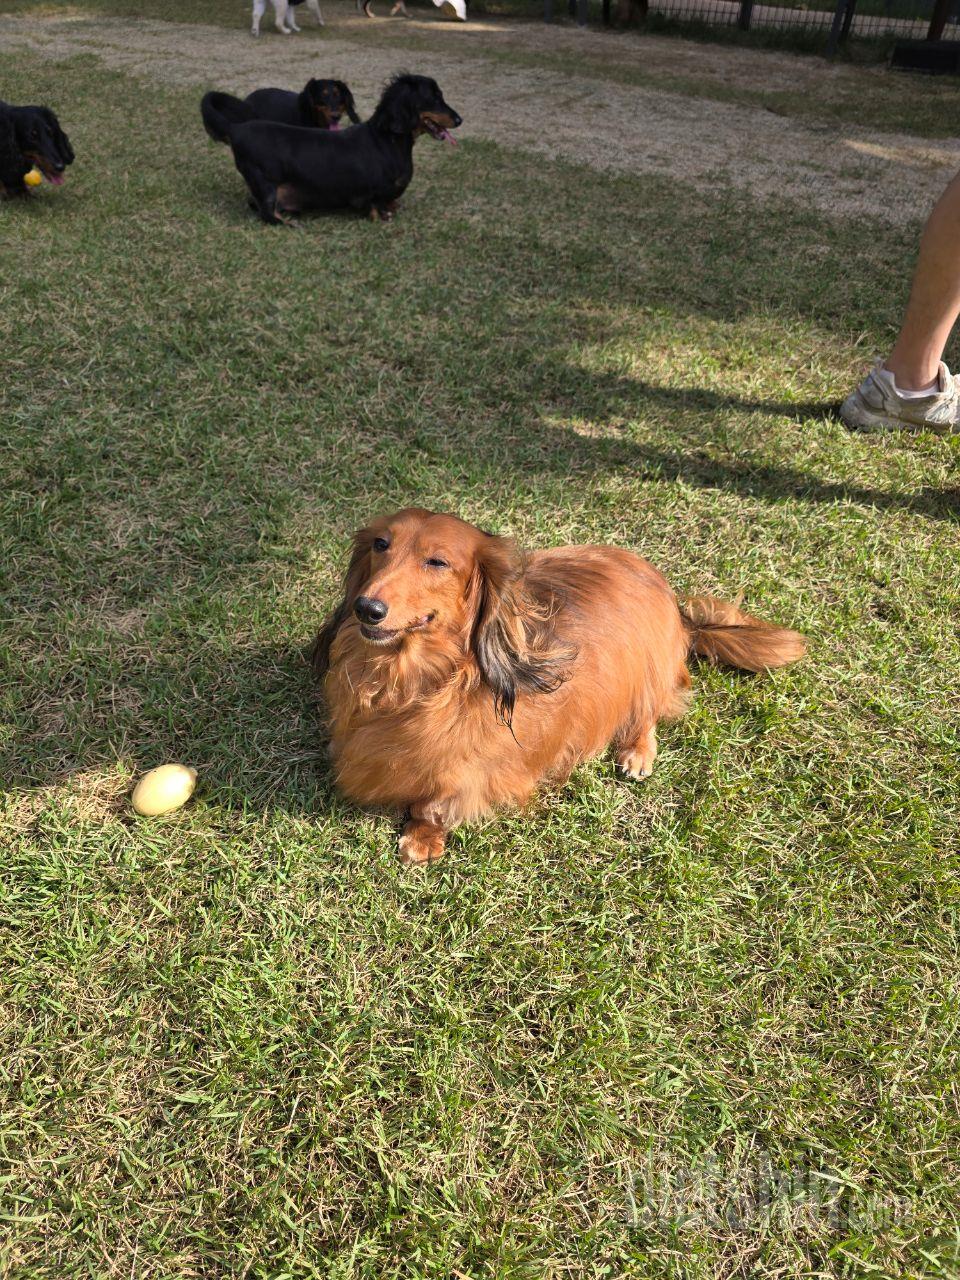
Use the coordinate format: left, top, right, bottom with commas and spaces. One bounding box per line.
338, 82, 361, 123
378, 77, 420, 135
42, 108, 73, 166
299, 80, 317, 120
0, 106, 27, 189
470, 535, 568, 727
310, 526, 375, 678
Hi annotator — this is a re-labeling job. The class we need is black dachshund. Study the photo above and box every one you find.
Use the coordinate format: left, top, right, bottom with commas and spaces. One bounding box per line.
202, 78, 359, 143
0, 101, 73, 197
201, 73, 460, 226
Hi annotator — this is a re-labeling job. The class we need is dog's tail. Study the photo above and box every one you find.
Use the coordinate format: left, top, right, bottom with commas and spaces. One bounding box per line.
680, 595, 806, 673
201, 91, 256, 144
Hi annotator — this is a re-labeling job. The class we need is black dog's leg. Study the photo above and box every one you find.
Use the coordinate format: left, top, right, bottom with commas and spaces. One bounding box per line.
369, 199, 398, 222
237, 159, 284, 226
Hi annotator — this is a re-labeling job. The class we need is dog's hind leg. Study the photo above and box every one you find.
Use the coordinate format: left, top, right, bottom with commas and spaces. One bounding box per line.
237, 161, 285, 225
251, 0, 266, 34
274, 0, 294, 31
615, 723, 657, 780
305, 0, 325, 24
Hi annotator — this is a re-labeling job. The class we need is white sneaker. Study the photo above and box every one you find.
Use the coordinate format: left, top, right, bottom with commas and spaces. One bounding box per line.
840, 361, 960, 435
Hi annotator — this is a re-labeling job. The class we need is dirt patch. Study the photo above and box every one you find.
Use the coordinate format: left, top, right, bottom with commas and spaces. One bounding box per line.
2, 8, 956, 222
2, 768, 131, 834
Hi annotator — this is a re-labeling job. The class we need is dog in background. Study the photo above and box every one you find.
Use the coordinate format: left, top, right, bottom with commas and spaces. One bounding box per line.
201, 80, 359, 146
0, 100, 73, 197
245, 78, 359, 129
201, 73, 460, 225
252, 0, 323, 36
312, 509, 806, 865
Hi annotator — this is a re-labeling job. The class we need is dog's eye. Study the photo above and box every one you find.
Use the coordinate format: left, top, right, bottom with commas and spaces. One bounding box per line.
372, 537, 390, 552
424, 557, 449, 569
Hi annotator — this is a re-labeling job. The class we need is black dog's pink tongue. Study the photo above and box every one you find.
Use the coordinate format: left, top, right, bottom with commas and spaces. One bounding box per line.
440, 129, 458, 146
48, 172, 65, 185
331, 120, 340, 131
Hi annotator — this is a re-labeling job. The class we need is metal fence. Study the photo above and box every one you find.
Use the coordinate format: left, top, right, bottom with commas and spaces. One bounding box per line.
648, 0, 947, 41
544, 0, 960, 50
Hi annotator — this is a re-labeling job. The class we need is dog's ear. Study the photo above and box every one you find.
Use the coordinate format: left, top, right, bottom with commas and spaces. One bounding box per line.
41, 108, 73, 166
380, 78, 421, 135
338, 82, 360, 123
0, 107, 27, 188
299, 80, 317, 120
310, 526, 375, 678
470, 535, 567, 726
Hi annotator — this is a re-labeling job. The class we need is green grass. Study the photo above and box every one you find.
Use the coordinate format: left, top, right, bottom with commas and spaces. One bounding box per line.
2, 26, 960, 1280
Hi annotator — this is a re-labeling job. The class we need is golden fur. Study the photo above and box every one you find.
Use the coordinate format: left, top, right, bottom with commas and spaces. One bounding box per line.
312, 509, 806, 864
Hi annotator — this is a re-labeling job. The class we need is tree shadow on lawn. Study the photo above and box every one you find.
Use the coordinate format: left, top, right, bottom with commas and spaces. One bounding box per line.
4, 365, 957, 814
512, 371, 960, 524
6, 419, 956, 819
532, 371, 960, 524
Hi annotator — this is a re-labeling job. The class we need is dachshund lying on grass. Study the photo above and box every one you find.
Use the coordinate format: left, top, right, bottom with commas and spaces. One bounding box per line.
0, 100, 73, 198
201, 73, 460, 225
202, 79, 359, 139
312, 509, 806, 865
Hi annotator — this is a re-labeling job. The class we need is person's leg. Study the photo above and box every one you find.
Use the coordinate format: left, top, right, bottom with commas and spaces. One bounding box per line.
885, 168, 960, 391
840, 168, 960, 434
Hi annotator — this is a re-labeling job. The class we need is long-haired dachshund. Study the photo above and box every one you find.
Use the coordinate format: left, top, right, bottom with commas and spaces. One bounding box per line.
202, 79, 359, 141
0, 100, 73, 198
201, 73, 460, 225
312, 509, 806, 865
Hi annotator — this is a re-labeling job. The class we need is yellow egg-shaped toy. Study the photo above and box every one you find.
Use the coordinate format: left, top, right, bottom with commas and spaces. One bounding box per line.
131, 764, 197, 816
24, 168, 42, 187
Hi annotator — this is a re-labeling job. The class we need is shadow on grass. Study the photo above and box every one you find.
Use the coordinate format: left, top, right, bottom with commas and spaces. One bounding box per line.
536, 373, 960, 523
558, 435, 960, 523
4, 376, 957, 811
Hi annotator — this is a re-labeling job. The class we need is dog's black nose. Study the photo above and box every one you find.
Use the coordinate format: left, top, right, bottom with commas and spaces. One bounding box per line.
450, 110, 462, 127
355, 596, 388, 624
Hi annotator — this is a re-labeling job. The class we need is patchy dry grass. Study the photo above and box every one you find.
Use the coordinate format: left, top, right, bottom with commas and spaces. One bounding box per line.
1, 19, 959, 1280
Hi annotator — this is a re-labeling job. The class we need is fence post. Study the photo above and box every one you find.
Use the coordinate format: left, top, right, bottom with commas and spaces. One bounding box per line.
825, 0, 857, 53
737, 0, 754, 28
544, 0, 553, 20
927, 0, 952, 40
577, 0, 588, 22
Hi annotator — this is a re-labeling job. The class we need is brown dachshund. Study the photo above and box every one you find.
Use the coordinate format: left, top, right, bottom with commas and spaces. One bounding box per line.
312, 509, 806, 865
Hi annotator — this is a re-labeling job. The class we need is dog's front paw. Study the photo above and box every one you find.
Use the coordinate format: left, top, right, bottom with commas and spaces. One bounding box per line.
617, 752, 652, 780
399, 819, 446, 867
616, 727, 657, 780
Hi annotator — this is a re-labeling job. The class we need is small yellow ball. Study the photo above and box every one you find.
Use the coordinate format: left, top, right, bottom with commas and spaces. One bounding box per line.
24, 168, 43, 187
131, 764, 198, 816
